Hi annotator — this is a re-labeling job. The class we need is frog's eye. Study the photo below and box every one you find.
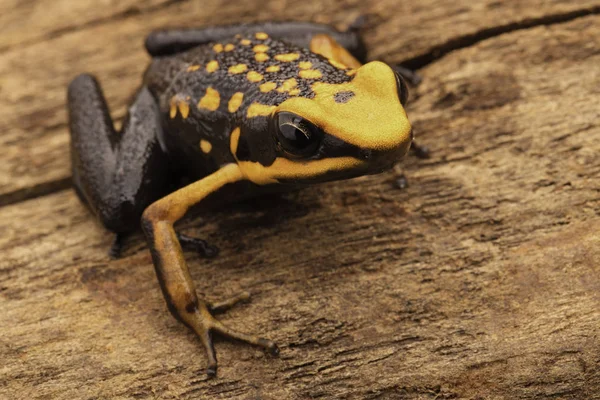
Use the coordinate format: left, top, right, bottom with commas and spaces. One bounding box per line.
394, 72, 409, 107
275, 112, 322, 158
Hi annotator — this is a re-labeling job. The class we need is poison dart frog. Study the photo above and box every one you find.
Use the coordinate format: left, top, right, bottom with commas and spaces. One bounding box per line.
67, 20, 423, 377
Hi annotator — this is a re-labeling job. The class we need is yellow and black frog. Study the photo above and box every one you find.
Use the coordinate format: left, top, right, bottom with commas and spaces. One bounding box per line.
67, 20, 424, 377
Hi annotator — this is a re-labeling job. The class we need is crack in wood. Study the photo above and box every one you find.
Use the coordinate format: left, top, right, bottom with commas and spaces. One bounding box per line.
401, 5, 600, 69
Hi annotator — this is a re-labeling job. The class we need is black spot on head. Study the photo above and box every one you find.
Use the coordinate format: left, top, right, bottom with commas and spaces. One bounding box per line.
334, 91, 355, 104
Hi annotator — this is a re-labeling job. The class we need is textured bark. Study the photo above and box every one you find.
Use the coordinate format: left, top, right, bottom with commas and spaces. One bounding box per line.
1, 1, 600, 399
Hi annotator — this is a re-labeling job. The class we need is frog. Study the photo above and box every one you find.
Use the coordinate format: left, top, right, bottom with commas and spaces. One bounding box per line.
67, 20, 424, 377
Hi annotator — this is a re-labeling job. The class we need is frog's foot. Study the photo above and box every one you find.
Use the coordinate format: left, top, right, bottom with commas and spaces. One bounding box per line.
188, 294, 279, 377
393, 65, 422, 86
177, 233, 219, 258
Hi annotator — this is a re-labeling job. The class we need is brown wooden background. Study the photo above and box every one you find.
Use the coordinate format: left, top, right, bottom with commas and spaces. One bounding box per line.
1, 1, 600, 398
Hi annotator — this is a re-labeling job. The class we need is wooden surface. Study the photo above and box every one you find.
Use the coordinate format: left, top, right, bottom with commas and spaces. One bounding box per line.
1, 1, 600, 399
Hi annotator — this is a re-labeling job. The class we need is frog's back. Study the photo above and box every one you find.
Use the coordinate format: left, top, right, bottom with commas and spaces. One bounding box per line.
143, 32, 353, 180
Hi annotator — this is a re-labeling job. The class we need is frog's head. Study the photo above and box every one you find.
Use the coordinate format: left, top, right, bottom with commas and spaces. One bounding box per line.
234, 61, 412, 185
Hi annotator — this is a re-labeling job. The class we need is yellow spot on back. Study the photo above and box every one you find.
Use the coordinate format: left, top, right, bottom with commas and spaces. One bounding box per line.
198, 87, 220, 111
253, 44, 269, 53
247, 71, 263, 82
288, 88, 301, 96
255, 32, 269, 40
200, 140, 212, 154
299, 69, 322, 79
170, 95, 190, 118
259, 82, 277, 92
229, 64, 248, 74
206, 60, 219, 73
230, 127, 241, 155
266, 65, 280, 73
299, 61, 312, 70
247, 103, 276, 118
224, 43, 235, 51
255, 53, 269, 62
241, 39, 251, 45
213, 43, 224, 53
277, 78, 298, 93
346, 69, 357, 76
228, 92, 244, 113
178, 102, 190, 119
275, 53, 300, 62
187, 65, 201, 72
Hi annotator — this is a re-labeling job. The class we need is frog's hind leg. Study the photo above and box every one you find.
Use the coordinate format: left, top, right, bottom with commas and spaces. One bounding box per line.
145, 21, 367, 61
68, 74, 170, 243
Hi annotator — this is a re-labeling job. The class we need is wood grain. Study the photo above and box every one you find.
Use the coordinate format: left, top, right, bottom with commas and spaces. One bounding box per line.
1, 1, 600, 399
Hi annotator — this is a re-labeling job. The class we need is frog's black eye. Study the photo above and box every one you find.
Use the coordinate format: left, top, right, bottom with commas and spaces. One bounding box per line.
394, 72, 409, 107
275, 112, 321, 158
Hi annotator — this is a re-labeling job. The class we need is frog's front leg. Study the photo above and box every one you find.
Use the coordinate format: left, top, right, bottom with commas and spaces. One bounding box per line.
141, 164, 279, 377
68, 75, 218, 258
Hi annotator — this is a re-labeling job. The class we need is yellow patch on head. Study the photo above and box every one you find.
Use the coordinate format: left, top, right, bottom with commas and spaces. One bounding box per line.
266, 65, 280, 73
253, 44, 269, 53
224, 43, 235, 52
259, 81, 277, 92
187, 65, 201, 72
241, 39, 251, 46
229, 64, 248, 74
299, 61, 312, 70
255, 53, 270, 62
198, 87, 221, 111
238, 157, 366, 185
230, 127, 241, 155
247, 71, 263, 82
277, 61, 412, 151
275, 53, 300, 62
299, 69, 322, 79
200, 140, 212, 154
255, 32, 269, 40
247, 103, 276, 118
206, 60, 219, 73
277, 78, 298, 93
213, 43, 224, 53
228, 92, 244, 113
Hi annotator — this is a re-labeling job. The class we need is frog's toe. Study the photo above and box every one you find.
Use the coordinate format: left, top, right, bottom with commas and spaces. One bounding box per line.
186, 299, 278, 377
208, 291, 251, 314
177, 233, 219, 258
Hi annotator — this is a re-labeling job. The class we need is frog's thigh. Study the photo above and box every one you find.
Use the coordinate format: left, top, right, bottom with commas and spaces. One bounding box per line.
309, 34, 363, 69
68, 74, 169, 233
